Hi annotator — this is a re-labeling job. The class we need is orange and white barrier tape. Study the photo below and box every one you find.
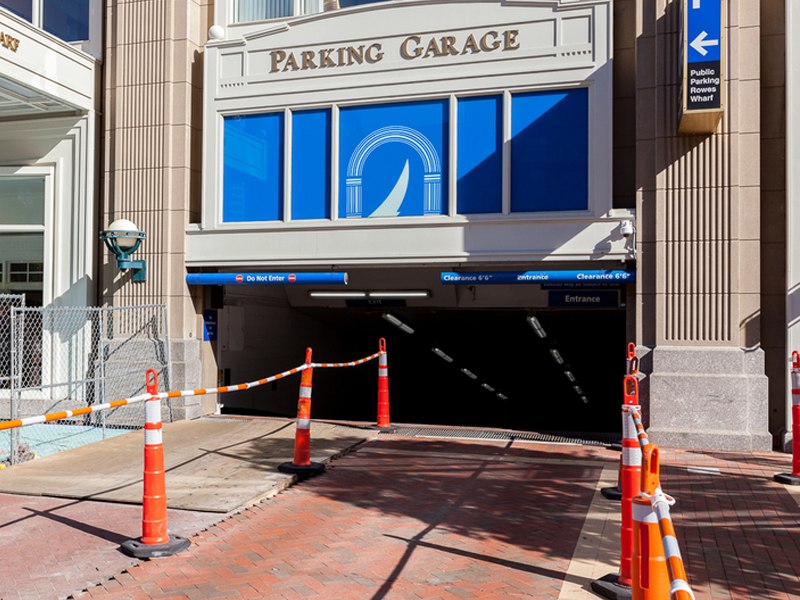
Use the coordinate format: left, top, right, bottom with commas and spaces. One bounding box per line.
311, 354, 380, 369
0, 364, 312, 431
629, 406, 650, 450
643, 488, 695, 600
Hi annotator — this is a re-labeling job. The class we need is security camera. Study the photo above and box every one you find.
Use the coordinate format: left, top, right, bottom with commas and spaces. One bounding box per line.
620, 220, 634, 238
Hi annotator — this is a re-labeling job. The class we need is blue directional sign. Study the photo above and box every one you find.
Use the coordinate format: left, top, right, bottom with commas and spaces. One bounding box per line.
440, 270, 635, 285
683, 0, 724, 115
187, 273, 348, 285
687, 0, 721, 63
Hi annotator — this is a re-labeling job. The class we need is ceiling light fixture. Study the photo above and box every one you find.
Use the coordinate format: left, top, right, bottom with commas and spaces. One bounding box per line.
461, 368, 478, 379
550, 349, 564, 364
527, 316, 546, 338
368, 290, 430, 298
564, 371, 576, 382
481, 383, 496, 392
308, 291, 366, 298
573, 386, 583, 395
431, 348, 454, 362
383, 313, 415, 334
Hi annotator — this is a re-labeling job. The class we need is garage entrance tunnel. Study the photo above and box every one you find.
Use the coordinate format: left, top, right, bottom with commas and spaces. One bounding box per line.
204, 268, 629, 437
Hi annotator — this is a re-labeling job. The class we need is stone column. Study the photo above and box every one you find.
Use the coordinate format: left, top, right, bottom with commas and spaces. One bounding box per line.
635, 0, 770, 450
101, 0, 212, 418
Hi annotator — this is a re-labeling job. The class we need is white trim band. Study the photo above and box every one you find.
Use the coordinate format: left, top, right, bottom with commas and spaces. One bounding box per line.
297, 418, 311, 429
669, 579, 695, 600
632, 502, 658, 523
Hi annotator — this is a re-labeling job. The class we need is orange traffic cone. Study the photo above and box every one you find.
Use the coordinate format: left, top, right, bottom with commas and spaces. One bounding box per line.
592, 375, 640, 600
370, 338, 397, 432
120, 370, 190, 558
279, 348, 325, 476
776, 351, 800, 484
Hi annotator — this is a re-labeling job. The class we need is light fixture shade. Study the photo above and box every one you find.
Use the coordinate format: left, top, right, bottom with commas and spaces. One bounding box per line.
107, 218, 141, 249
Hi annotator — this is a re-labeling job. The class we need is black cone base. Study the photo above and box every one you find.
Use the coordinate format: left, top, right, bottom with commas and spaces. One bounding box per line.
120, 535, 191, 558
591, 574, 632, 600
366, 425, 398, 433
601, 486, 623, 501
774, 473, 800, 485
278, 461, 325, 476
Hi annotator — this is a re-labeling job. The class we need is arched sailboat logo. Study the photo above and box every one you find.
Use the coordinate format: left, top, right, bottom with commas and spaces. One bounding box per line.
345, 126, 441, 218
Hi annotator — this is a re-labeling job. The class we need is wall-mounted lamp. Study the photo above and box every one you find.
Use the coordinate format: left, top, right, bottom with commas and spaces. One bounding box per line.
100, 219, 146, 282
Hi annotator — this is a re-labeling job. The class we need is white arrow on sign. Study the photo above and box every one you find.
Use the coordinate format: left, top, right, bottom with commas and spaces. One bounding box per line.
690, 30, 719, 56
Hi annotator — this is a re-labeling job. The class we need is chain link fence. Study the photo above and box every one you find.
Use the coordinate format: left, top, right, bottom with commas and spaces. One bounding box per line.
0, 294, 25, 390
1, 303, 171, 464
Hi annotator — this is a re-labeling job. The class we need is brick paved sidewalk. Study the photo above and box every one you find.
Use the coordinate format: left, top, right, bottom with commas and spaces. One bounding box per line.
6, 435, 800, 600
0, 493, 228, 600
69, 438, 615, 600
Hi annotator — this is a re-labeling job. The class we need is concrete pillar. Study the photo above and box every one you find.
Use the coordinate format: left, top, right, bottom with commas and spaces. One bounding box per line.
635, 0, 771, 450
101, 0, 213, 417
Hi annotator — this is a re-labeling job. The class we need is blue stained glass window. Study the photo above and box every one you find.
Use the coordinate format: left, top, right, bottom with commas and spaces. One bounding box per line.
457, 95, 503, 214
0, 0, 31, 22
511, 88, 588, 212
292, 109, 331, 220
223, 112, 285, 222
339, 99, 448, 219
43, 0, 90, 41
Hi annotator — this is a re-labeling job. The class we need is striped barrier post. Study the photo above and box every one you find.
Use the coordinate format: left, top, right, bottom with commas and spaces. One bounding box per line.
593, 375, 641, 600
602, 343, 639, 502
775, 351, 800, 485
646, 492, 695, 600
120, 370, 190, 558
279, 348, 325, 476
620, 375, 642, 588
632, 444, 669, 600
370, 338, 397, 432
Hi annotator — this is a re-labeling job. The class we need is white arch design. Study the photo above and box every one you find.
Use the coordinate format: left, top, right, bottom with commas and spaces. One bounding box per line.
345, 125, 442, 218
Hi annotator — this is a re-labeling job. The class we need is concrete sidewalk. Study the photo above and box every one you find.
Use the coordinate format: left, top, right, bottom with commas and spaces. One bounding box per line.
2, 428, 800, 600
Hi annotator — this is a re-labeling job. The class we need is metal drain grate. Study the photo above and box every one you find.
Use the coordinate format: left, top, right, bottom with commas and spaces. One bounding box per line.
386, 426, 619, 446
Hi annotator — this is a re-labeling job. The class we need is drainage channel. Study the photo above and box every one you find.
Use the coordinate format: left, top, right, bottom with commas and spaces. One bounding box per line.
384, 426, 619, 446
